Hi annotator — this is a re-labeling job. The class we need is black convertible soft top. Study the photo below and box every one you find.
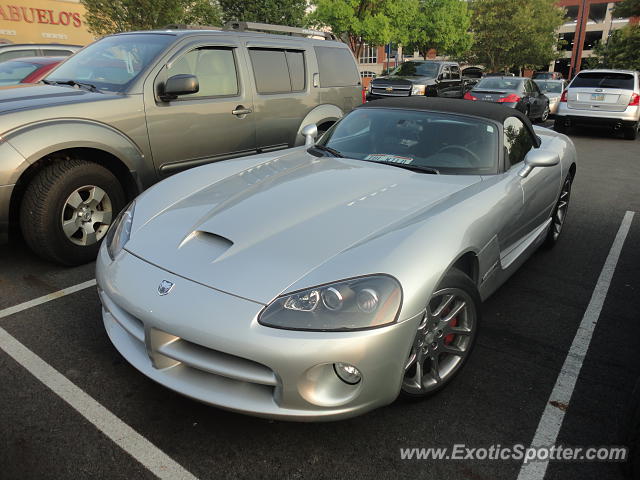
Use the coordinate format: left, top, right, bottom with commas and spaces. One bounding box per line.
358, 97, 541, 147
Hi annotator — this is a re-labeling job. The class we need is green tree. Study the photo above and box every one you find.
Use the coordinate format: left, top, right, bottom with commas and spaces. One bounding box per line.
81, 0, 222, 36
467, 0, 564, 72
219, 0, 307, 27
308, 0, 419, 58
592, 24, 640, 70
613, 0, 640, 18
406, 0, 472, 59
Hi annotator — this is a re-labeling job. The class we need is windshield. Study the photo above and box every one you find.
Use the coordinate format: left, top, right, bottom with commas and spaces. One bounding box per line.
46, 34, 173, 92
476, 77, 523, 91
534, 80, 563, 93
316, 108, 498, 175
389, 61, 440, 78
0, 60, 39, 85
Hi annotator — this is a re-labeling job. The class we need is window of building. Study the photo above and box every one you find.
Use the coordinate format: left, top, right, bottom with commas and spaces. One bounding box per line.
360, 71, 376, 78
503, 117, 533, 167
558, 32, 575, 52
249, 48, 306, 94
359, 44, 377, 64
583, 31, 603, 50
167, 48, 238, 98
588, 3, 608, 23
564, 5, 579, 23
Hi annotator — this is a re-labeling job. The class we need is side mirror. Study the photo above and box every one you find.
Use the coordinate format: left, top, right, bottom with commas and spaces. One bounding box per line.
519, 149, 560, 177
301, 123, 318, 146
161, 74, 198, 101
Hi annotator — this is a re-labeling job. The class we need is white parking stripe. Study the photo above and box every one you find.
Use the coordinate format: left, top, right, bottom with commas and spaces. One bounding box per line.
517, 210, 635, 480
0, 325, 198, 480
0, 279, 96, 319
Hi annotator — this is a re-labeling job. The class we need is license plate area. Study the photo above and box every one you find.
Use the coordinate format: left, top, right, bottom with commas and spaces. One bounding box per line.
591, 93, 605, 101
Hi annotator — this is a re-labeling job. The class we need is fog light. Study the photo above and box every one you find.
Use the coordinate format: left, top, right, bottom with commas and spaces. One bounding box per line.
334, 363, 362, 384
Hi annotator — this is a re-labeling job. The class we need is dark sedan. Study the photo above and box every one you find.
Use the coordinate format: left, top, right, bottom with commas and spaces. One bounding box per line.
464, 76, 550, 122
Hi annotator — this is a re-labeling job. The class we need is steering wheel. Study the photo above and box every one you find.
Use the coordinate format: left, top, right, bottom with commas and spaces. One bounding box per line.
436, 145, 483, 166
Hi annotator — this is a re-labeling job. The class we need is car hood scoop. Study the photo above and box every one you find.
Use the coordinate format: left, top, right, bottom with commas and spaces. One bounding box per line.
126, 153, 480, 304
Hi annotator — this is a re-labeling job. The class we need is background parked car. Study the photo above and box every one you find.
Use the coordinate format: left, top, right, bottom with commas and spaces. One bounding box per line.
532, 71, 563, 80
534, 79, 567, 115
367, 60, 465, 100
0, 57, 63, 86
554, 69, 640, 140
0, 43, 80, 63
0, 23, 362, 265
464, 76, 550, 122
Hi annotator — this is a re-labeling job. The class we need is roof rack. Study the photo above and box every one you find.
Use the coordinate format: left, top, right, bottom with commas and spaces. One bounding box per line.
164, 24, 221, 30
223, 21, 336, 40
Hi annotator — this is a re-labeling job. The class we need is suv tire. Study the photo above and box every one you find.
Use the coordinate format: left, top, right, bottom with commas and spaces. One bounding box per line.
623, 122, 638, 141
20, 159, 125, 266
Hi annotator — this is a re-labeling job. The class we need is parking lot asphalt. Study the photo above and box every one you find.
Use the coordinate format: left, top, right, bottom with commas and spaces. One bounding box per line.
0, 121, 639, 480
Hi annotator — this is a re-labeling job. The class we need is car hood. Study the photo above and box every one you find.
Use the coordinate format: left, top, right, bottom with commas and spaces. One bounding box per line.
126, 152, 481, 304
0, 83, 117, 114
373, 75, 436, 85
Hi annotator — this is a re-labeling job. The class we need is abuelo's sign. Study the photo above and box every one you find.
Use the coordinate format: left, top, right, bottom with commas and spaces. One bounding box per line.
0, 5, 82, 27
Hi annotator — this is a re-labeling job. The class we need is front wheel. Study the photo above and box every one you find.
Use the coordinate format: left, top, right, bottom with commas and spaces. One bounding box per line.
20, 159, 126, 266
543, 172, 573, 248
401, 269, 480, 398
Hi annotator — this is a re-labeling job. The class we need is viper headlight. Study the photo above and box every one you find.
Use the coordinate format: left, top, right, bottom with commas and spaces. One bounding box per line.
105, 201, 135, 260
258, 275, 402, 331
411, 84, 426, 96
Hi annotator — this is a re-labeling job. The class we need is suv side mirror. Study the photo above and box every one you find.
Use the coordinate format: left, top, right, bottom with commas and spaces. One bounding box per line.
301, 123, 318, 146
161, 74, 199, 101
519, 149, 560, 177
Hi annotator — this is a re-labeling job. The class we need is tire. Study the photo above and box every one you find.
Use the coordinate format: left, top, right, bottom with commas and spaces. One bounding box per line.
553, 118, 567, 133
620, 378, 640, 478
543, 172, 573, 248
623, 122, 638, 140
20, 159, 126, 266
401, 268, 480, 398
539, 104, 550, 123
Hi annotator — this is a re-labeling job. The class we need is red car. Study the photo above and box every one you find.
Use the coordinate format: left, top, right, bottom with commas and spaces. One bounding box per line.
0, 56, 64, 86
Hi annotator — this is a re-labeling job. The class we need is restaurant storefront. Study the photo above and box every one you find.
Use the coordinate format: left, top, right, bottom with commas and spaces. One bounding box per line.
0, 0, 94, 45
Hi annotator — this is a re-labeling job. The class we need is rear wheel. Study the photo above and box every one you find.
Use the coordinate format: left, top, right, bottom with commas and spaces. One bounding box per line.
20, 159, 126, 266
539, 104, 550, 122
401, 268, 480, 398
623, 122, 638, 140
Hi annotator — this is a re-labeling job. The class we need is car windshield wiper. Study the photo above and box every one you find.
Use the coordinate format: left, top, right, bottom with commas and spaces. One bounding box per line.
308, 144, 344, 158
357, 158, 440, 174
42, 79, 100, 93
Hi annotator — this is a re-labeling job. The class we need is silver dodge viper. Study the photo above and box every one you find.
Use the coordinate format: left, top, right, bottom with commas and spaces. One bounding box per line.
96, 97, 577, 421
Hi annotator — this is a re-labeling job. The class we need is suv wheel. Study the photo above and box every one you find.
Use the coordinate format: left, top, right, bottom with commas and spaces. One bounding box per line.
20, 159, 125, 266
623, 122, 638, 140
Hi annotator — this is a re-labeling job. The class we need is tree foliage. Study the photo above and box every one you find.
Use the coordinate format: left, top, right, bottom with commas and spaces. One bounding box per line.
466, 0, 564, 72
81, 0, 222, 35
406, 0, 472, 59
592, 24, 640, 70
613, 0, 640, 18
309, 0, 418, 58
219, 0, 307, 27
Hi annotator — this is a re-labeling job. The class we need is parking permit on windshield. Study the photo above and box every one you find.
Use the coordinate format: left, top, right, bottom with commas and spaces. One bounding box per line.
365, 154, 414, 164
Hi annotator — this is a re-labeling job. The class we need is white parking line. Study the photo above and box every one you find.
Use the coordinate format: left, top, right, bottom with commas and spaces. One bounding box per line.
0, 326, 198, 479
0, 279, 96, 319
517, 210, 635, 480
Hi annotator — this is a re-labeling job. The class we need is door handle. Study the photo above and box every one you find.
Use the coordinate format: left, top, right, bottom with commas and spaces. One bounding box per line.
232, 106, 252, 116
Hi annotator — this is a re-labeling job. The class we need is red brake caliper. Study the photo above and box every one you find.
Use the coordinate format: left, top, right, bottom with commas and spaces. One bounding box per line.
444, 316, 457, 345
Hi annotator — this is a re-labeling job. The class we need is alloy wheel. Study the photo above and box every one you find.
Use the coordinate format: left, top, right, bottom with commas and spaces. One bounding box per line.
61, 185, 113, 246
541, 105, 550, 122
552, 176, 572, 240
402, 288, 477, 395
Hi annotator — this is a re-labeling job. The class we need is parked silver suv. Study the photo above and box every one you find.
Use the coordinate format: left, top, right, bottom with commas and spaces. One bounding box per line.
554, 69, 640, 140
0, 23, 362, 265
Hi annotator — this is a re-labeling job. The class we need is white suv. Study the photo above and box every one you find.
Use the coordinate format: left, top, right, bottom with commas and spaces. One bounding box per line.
554, 69, 640, 140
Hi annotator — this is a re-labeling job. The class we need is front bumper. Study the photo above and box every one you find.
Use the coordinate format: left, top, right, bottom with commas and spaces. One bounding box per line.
96, 247, 419, 421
